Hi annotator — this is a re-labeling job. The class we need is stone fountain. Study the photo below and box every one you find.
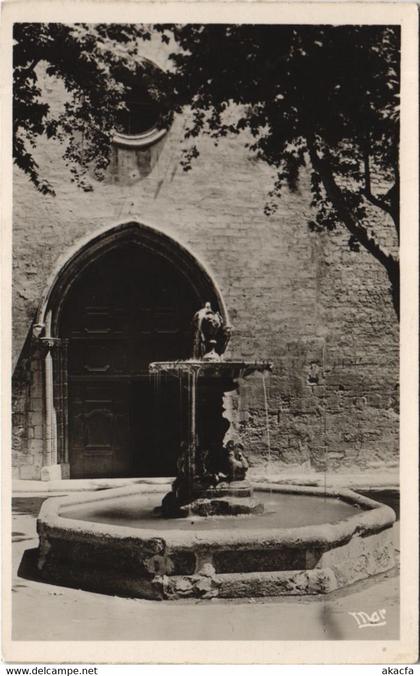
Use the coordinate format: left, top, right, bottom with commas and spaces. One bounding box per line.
150, 302, 271, 518
34, 303, 397, 600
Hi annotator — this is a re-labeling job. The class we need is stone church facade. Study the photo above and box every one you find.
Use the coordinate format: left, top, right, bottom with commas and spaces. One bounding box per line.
12, 41, 399, 481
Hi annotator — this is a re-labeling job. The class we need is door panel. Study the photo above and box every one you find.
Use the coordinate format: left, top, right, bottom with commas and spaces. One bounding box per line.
68, 339, 129, 375
69, 381, 130, 478
61, 244, 203, 478
130, 379, 179, 477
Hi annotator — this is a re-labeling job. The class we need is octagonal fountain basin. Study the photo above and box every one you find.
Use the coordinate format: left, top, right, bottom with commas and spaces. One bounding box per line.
36, 484, 396, 600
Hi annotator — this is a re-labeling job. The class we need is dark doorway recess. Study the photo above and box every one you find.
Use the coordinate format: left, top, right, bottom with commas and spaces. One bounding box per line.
60, 243, 205, 479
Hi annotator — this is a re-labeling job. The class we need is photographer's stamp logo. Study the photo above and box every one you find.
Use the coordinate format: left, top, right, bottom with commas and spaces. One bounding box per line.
348, 608, 387, 628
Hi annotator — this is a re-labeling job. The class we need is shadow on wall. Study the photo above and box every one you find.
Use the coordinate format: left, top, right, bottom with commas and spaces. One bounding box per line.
13, 324, 34, 375
12, 328, 35, 474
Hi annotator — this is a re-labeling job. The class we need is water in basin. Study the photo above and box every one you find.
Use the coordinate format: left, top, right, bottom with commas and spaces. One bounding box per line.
61, 490, 361, 531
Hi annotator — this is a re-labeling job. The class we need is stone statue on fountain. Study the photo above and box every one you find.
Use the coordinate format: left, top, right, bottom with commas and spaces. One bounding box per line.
192, 302, 232, 361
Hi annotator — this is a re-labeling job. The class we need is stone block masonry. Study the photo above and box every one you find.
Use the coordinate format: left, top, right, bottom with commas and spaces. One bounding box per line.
12, 66, 398, 480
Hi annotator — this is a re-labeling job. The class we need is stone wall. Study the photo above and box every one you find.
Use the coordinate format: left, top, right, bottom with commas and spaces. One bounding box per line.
12, 67, 399, 480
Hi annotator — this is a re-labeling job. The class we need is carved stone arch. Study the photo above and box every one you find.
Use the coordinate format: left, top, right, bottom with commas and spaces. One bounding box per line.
34, 221, 229, 480
35, 221, 229, 338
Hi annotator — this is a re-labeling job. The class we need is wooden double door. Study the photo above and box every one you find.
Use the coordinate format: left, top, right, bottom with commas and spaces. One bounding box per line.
60, 244, 201, 479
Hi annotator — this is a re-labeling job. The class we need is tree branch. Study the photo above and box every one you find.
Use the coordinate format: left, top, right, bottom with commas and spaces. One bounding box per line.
383, 174, 400, 242
307, 136, 399, 317
362, 148, 398, 231
15, 58, 41, 76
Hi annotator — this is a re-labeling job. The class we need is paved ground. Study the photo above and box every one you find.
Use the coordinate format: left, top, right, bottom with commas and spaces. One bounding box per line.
12, 469, 399, 494
11, 490, 399, 642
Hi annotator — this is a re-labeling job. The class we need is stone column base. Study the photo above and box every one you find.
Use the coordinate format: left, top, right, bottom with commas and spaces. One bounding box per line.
40, 463, 70, 481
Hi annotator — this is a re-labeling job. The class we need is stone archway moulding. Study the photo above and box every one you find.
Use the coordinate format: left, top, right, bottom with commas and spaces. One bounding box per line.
33, 220, 230, 481
34, 220, 229, 338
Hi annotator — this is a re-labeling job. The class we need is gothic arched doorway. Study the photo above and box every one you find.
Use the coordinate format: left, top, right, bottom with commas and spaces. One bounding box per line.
37, 222, 226, 480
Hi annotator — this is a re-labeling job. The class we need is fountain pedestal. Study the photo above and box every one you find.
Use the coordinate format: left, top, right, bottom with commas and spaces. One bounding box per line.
149, 360, 272, 518
171, 481, 264, 518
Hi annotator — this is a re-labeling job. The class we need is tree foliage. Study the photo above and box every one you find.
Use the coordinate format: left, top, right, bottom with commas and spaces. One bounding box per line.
13, 23, 170, 193
13, 23, 400, 315
160, 24, 400, 316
